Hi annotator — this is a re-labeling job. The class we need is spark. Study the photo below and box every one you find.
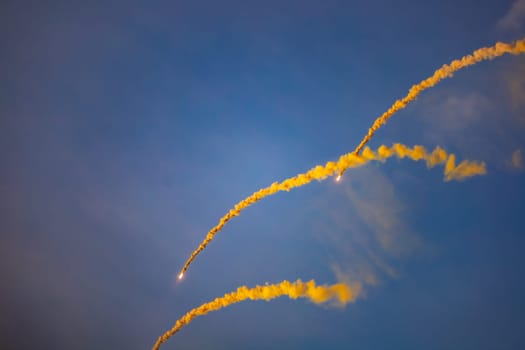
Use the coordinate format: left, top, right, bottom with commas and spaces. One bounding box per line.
336, 174, 342, 182
178, 272, 184, 280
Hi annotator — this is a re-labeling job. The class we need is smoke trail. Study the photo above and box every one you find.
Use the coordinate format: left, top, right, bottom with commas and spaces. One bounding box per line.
151, 279, 361, 350
178, 38, 525, 278
177, 38, 525, 278
178, 144, 486, 277
350, 38, 525, 158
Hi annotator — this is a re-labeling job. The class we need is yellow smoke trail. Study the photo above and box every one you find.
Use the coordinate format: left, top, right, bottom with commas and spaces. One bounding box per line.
179, 38, 525, 278
351, 38, 525, 158
178, 143, 486, 277
151, 279, 361, 350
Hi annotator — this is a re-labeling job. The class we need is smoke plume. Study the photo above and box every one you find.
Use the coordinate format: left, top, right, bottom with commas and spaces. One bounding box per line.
152, 279, 361, 350
179, 144, 486, 277
179, 38, 524, 277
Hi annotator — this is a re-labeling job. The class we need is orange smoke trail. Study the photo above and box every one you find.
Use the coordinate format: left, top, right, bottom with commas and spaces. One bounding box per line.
179, 144, 486, 276
151, 279, 361, 350
350, 37, 525, 158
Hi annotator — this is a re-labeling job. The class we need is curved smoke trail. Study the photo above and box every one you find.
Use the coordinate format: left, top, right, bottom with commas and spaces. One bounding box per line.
178, 143, 487, 278
151, 279, 361, 350
179, 38, 524, 278
350, 38, 525, 159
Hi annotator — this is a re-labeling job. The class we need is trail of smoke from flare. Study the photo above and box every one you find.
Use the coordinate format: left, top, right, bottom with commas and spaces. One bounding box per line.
151, 279, 361, 350
350, 38, 525, 158
179, 38, 525, 277
179, 144, 486, 276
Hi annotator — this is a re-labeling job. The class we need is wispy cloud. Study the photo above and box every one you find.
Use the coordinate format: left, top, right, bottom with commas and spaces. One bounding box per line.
497, 0, 525, 33
411, 90, 494, 160
510, 148, 523, 169
312, 166, 421, 288
417, 92, 492, 134
504, 62, 525, 125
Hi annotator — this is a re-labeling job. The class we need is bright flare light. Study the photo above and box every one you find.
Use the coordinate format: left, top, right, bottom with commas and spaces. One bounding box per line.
336, 174, 342, 182
178, 272, 184, 280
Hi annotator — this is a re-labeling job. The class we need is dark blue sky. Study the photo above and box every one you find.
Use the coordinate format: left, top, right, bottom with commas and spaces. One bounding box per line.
2, 1, 525, 349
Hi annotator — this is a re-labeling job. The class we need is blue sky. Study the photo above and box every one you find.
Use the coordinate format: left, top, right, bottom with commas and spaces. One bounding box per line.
1, 1, 525, 349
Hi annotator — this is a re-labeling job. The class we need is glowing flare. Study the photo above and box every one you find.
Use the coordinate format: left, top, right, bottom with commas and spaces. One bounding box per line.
336, 174, 342, 182
178, 273, 184, 280
179, 144, 486, 276
151, 279, 361, 350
